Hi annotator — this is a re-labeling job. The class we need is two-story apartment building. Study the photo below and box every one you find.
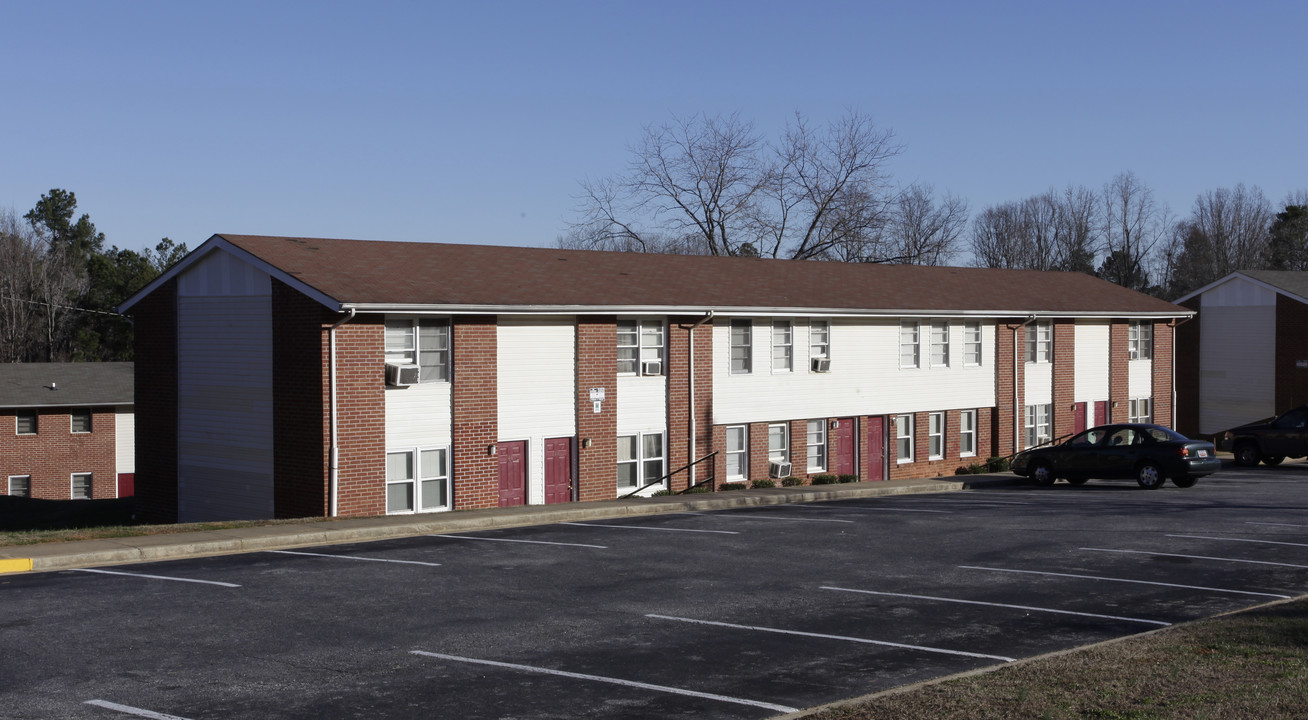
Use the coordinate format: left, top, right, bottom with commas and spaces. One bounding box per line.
119, 235, 1189, 523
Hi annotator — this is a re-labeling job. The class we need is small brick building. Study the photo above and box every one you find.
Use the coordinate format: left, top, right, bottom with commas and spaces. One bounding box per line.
119, 234, 1191, 523
1, 362, 135, 500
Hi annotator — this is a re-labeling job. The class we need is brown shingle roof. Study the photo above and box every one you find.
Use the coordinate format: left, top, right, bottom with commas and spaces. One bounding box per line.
0, 363, 133, 409
177, 234, 1187, 316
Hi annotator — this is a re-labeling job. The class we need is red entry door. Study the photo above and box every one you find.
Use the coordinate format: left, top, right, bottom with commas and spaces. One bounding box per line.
1073, 402, 1087, 434
834, 417, 856, 476
865, 416, 885, 482
544, 437, 573, 505
497, 441, 526, 507
1094, 400, 1109, 427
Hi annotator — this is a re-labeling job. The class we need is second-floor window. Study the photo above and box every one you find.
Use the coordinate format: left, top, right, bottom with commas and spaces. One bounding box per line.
899, 320, 920, 368
1025, 321, 1052, 363
930, 321, 950, 367
963, 322, 982, 366
71, 409, 92, 434
772, 321, 793, 372
1129, 321, 1153, 360
385, 318, 450, 382
618, 320, 664, 375
16, 410, 36, 435
730, 320, 752, 374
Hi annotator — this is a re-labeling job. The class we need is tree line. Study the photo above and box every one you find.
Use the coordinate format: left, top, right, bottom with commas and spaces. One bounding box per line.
561, 111, 1306, 300
1, 189, 186, 363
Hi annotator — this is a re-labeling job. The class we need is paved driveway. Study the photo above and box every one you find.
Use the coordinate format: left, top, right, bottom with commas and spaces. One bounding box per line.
3, 464, 1306, 719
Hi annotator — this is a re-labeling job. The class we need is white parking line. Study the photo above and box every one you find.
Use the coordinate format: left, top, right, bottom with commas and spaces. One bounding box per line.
1247, 521, 1308, 529
410, 650, 797, 713
1168, 534, 1308, 549
560, 522, 738, 535
820, 586, 1170, 626
678, 511, 855, 524
268, 550, 441, 567
84, 699, 192, 719
74, 569, 240, 588
1082, 547, 1308, 569
960, 566, 1291, 599
645, 613, 1016, 662
432, 535, 607, 549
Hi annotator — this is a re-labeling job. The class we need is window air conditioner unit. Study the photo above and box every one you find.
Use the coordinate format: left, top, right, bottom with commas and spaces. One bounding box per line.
769, 461, 792, 479
811, 357, 831, 373
385, 363, 421, 387
642, 360, 663, 376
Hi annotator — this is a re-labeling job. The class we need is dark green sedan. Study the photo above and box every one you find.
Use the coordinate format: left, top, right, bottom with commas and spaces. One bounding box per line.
1011, 424, 1220, 489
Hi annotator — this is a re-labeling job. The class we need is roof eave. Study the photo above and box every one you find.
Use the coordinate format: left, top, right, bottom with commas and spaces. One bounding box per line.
345, 303, 1192, 319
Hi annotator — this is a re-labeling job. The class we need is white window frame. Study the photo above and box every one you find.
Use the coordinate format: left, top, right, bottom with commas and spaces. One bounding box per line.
15, 410, 36, 435
895, 414, 914, 463
71, 472, 92, 500
730, 320, 752, 375
724, 425, 748, 480
71, 408, 92, 434
385, 318, 450, 382
1024, 404, 1052, 448
809, 320, 830, 361
772, 320, 793, 373
8, 475, 31, 498
1129, 321, 1153, 361
928, 412, 945, 460
386, 446, 451, 514
618, 320, 665, 375
929, 321, 950, 367
1129, 398, 1153, 424
899, 320, 920, 369
806, 420, 827, 472
959, 409, 977, 458
617, 432, 666, 492
768, 423, 789, 463
963, 321, 982, 366
1025, 321, 1052, 363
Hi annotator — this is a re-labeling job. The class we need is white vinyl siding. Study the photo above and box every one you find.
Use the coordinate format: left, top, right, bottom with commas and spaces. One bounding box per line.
1024, 359, 1053, 406
498, 318, 577, 505
115, 409, 135, 475
177, 250, 274, 522
1198, 287, 1275, 434
714, 318, 996, 425
1128, 355, 1153, 400
1074, 322, 1110, 404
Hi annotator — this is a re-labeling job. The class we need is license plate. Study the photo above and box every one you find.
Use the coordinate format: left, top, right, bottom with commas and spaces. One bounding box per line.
1197, 449, 1210, 458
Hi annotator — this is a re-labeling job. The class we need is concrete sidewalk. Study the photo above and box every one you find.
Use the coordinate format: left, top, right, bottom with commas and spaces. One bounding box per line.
0, 474, 1021, 574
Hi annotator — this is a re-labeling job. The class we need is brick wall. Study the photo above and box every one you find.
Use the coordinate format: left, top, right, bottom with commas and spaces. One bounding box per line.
666, 316, 712, 491
1108, 321, 1129, 423
331, 318, 386, 517
1275, 295, 1308, 412
272, 279, 330, 518
788, 418, 808, 479
132, 278, 179, 522
1, 408, 117, 499
1152, 320, 1175, 429
1052, 321, 1076, 439
576, 318, 616, 501
451, 316, 499, 509
1175, 298, 1202, 437
995, 319, 1022, 457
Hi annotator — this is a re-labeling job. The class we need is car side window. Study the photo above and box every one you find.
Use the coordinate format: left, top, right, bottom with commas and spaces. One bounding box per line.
1108, 429, 1134, 447
1275, 409, 1307, 429
1068, 430, 1100, 447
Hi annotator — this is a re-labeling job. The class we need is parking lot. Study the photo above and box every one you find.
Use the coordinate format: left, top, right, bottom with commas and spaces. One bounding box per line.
3, 463, 1307, 720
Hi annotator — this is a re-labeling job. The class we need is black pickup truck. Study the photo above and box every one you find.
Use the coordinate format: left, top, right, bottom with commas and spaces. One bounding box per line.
1221, 405, 1308, 466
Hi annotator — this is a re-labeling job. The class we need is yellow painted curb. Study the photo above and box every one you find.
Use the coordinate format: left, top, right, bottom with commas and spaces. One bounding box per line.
0, 558, 34, 574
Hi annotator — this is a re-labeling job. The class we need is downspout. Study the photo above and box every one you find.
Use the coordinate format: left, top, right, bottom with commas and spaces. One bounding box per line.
328, 307, 356, 517
686, 310, 715, 488
1014, 315, 1038, 454
1169, 315, 1194, 430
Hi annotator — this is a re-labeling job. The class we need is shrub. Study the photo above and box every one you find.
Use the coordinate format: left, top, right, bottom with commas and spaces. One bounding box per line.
811, 474, 838, 485
838, 474, 858, 483
651, 489, 674, 496
969, 463, 987, 474
719, 482, 747, 491
986, 456, 1010, 473
683, 485, 711, 494
780, 476, 805, 487
751, 478, 776, 489
954, 466, 971, 475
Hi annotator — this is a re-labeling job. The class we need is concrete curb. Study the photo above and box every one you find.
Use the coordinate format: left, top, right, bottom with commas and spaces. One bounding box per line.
0, 474, 1022, 573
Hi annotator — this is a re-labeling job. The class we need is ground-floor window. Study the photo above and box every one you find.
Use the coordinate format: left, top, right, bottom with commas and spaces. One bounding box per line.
725, 426, 748, 480
895, 414, 914, 463
618, 432, 665, 491
1129, 398, 1152, 424
1024, 404, 1051, 448
959, 409, 977, 457
8, 475, 30, 498
386, 447, 450, 514
71, 472, 92, 499
928, 412, 945, 460
806, 420, 827, 472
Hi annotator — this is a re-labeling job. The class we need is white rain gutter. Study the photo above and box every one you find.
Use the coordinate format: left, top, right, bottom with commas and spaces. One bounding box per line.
686, 310, 715, 487
327, 307, 357, 517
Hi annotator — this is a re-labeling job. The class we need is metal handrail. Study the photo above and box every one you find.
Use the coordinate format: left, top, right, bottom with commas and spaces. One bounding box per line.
620, 451, 719, 499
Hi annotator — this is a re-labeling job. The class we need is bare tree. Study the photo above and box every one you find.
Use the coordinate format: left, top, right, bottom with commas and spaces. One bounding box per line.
970, 201, 1034, 269
970, 186, 1100, 272
875, 184, 968, 265
0, 209, 42, 362
1163, 184, 1274, 297
1100, 172, 1169, 292
1053, 185, 1100, 273
566, 110, 907, 261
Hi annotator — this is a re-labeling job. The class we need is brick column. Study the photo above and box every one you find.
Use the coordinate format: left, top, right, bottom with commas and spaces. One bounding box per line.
748, 421, 769, 484
1152, 320, 1175, 429
332, 318, 386, 517
132, 278, 179, 522
576, 318, 617, 501
1109, 321, 1129, 423
995, 319, 1023, 456
1174, 300, 1201, 436
451, 316, 499, 509
667, 316, 713, 491
1052, 320, 1076, 439
788, 418, 808, 479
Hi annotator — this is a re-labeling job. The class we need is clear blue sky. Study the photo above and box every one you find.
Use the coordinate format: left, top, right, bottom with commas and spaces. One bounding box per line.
2, 1, 1304, 255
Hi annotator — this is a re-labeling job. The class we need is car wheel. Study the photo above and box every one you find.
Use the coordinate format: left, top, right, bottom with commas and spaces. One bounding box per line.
1172, 476, 1198, 488
1066, 477, 1089, 486
1136, 462, 1166, 489
1263, 456, 1285, 466
1030, 461, 1056, 486
1234, 442, 1261, 467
